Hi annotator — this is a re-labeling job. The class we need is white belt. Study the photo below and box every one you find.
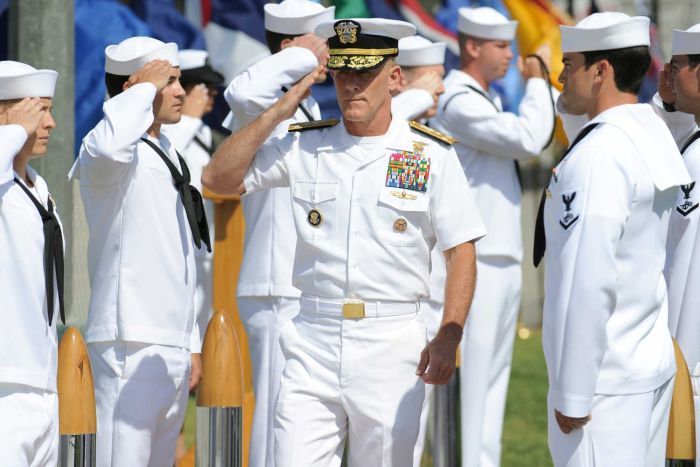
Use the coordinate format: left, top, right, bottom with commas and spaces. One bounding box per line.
300, 294, 419, 319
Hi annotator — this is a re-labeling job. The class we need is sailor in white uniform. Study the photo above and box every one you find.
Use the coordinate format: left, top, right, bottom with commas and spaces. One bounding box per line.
657, 23, 700, 459
163, 49, 224, 346
222, 1, 333, 464
392, 35, 446, 122
203, 18, 486, 467
390, 34, 449, 467
430, 7, 555, 467
536, 13, 690, 466
69, 37, 209, 467
0, 61, 60, 467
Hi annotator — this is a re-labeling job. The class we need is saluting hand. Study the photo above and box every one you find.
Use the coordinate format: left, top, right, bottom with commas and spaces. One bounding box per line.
1, 97, 46, 138
554, 409, 591, 434
126, 59, 173, 92
286, 33, 330, 66
406, 70, 444, 103
181, 83, 209, 119
416, 323, 462, 385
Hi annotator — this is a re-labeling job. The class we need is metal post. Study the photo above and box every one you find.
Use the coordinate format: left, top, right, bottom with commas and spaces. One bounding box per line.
57, 328, 97, 467
197, 311, 245, 466
432, 371, 461, 467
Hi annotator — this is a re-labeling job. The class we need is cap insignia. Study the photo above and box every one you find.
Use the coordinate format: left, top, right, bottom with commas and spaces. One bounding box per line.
335, 20, 360, 45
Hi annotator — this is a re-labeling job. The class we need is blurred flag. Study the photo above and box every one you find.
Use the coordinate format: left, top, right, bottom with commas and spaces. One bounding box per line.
131, 0, 206, 50
74, 0, 151, 154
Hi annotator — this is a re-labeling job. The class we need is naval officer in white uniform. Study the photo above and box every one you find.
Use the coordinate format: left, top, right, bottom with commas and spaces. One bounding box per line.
537, 12, 690, 466
0, 61, 60, 466
164, 49, 224, 346
70, 37, 209, 466
392, 35, 446, 122
657, 23, 700, 459
203, 18, 487, 467
430, 7, 555, 467
222, 1, 332, 465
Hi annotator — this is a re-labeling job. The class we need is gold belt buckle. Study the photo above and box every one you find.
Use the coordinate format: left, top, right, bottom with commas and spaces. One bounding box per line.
342, 301, 365, 319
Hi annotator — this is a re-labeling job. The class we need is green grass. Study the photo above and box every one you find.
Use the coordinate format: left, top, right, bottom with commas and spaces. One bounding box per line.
502, 331, 551, 467
182, 331, 551, 465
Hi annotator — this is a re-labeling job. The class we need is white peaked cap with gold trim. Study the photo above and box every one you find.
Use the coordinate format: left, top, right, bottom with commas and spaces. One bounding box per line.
264, 0, 335, 35
0, 61, 58, 100
396, 35, 446, 67
457, 7, 517, 41
672, 23, 700, 56
560, 12, 650, 53
105, 36, 179, 76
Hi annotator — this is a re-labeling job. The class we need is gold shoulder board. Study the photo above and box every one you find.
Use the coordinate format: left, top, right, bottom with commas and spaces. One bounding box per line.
409, 121, 457, 145
288, 118, 340, 132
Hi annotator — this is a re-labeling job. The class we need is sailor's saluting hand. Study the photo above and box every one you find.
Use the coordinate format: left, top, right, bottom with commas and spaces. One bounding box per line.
125, 59, 173, 92
1, 97, 46, 137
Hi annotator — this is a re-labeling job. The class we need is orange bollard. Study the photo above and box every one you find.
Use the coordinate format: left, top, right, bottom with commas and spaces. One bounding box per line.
666, 339, 696, 466
57, 327, 96, 466
196, 311, 244, 466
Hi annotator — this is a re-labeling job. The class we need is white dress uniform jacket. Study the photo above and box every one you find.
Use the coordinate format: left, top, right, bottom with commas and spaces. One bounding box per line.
0, 124, 61, 392
70, 83, 200, 352
225, 46, 321, 298
244, 116, 486, 299
431, 69, 554, 261
542, 104, 690, 418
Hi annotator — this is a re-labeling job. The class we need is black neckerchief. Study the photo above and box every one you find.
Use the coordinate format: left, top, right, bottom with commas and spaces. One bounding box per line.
533, 123, 601, 267
281, 86, 316, 122
140, 138, 212, 253
13, 178, 65, 325
681, 131, 700, 155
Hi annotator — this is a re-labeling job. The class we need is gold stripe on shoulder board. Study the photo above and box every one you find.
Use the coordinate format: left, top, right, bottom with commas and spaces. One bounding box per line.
408, 121, 457, 146
288, 118, 340, 132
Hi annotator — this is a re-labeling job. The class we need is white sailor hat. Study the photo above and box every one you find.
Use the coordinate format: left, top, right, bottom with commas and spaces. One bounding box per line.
178, 49, 224, 86
396, 35, 446, 67
0, 61, 58, 100
457, 7, 517, 41
316, 18, 416, 71
671, 23, 700, 56
105, 36, 179, 76
560, 12, 650, 53
264, 0, 335, 35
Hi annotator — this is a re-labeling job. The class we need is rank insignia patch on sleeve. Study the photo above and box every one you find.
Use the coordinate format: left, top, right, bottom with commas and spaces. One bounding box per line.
676, 182, 698, 217
559, 191, 580, 230
385, 148, 431, 193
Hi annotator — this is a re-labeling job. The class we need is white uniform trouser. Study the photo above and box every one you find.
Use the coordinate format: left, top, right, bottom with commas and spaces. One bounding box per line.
88, 340, 191, 467
413, 298, 444, 467
274, 306, 427, 467
460, 256, 521, 467
0, 383, 58, 466
547, 376, 674, 467
238, 296, 299, 467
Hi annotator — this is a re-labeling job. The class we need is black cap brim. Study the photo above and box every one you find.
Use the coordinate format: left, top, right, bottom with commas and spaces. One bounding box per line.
180, 65, 225, 86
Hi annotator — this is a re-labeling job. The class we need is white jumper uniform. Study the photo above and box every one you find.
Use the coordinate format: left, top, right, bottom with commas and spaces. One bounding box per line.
430, 69, 554, 467
244, 115, 486, 466
654, 94, 700, 458
542, 104, 689, 467
70, 83, 200, 467
223, 45, 321, 467
163, 115, 216, 345
392, 88, 434, 122
0, 125, 61, 466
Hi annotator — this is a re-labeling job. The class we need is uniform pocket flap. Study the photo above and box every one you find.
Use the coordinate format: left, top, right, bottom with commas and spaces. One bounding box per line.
378, 187, 429, 212
293, 181, 338, 203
